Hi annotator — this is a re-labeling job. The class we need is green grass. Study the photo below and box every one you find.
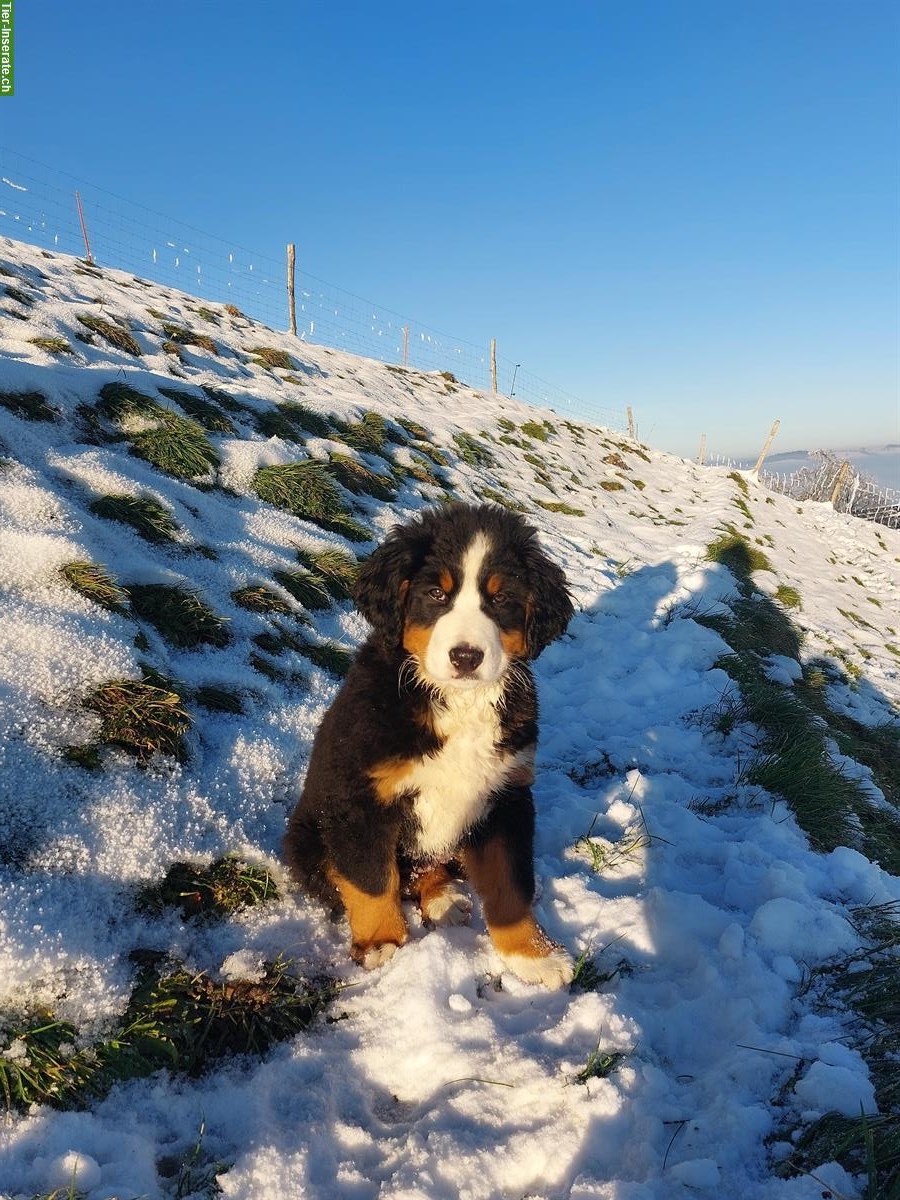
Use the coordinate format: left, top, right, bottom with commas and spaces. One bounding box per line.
278, 401, 332, 438
89, 494, 181, 545
599, 480, 625, 491
157, 387, 236, 434
0, 390, 58, 422
0, 956, 335, 1113
535, 499, 585, 516
574, 1044, 627, 1085
28, 336, 72, 355
333, 411, 389, 454
272, 569, 332, 611
477, 487, 528, 512
76, 314, 142, 356
161, 323, 218, 355
127, 584, 231, 649
129, 413, 220, 481
252, 461, 370, 540
705, 529, 773, 576
59, 561, 128, 613
452, 431, 495, 468
327, 453, 396, 499
775, 584, 801, 609
728, 470, 750, 496
81, 678, 191, 763
249, 345, 296, 370
296, 639, 354, 677
396, 416, 429, 441
97, 381, 165, 422
194, 685, 244, 714
520, 420, 549, 441
136, 856, 278, 919
294, 546, 359, 600
232, 585, 294, 614
3, 284, 33, 306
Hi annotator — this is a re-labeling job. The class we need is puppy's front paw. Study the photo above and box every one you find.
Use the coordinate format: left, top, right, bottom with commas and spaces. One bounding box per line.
501, 947, 575, 990
351, 941, 401, 970
422, 883, 473, 928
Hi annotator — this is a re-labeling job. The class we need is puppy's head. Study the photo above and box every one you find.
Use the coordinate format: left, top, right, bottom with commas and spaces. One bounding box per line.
355, 503, 573, 689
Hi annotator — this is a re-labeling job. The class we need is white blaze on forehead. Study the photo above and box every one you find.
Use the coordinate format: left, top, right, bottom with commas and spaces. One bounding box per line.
422, 531, 507, 686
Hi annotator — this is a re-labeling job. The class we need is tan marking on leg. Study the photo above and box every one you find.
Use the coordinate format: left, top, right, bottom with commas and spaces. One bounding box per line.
410, 862, 472, 927
463, 837, 551, 960
500, 626, 528, 658
327, 862, 407, 966
368, 756, 416, 805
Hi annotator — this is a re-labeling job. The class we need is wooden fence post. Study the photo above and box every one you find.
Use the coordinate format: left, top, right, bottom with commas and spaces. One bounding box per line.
402, 325, 409, 367
698, 433, 706, 465
830, 461, 852, 508
75, 191, 94, 265
490, 338, 497, 393
626, 407, 635, 440
752, 419, 780, 473
286, 243, 297, 336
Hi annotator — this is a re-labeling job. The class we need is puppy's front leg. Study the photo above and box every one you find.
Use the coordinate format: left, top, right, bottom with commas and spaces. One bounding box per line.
327, 855, 407, 970
463, 813, 572, 990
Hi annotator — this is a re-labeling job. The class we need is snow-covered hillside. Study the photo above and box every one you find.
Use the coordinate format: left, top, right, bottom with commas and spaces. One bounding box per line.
1, 237, 898, 1200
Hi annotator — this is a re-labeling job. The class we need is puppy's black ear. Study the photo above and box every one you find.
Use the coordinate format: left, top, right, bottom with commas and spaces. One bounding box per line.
524, 540, 574, 658
354, 524, 423, 651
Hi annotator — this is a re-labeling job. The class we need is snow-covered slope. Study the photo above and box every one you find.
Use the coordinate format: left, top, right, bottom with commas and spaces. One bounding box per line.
0, 237, 898, 1200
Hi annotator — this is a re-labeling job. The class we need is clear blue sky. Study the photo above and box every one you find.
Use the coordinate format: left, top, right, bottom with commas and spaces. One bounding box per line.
4, 0, 899, 459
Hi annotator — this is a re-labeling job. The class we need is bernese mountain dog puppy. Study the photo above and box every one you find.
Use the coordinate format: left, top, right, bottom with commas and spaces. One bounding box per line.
283, 501, 575, 988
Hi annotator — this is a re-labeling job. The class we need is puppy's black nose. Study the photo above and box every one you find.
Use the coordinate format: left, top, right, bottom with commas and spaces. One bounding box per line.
448, 644, 484, 674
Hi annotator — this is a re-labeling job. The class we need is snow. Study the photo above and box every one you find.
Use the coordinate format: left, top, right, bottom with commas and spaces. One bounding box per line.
0, 236, 899, 1198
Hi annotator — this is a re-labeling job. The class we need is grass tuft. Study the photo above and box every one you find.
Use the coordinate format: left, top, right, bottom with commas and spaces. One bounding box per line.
252, 461, 370, 540
294, 546, 359, 600
249, 346, 296, 370
97, 380, 166, 422
157, 387, 236, 434
81, 678, 191, 763
77, 314, 142, 356
574, 1044, 627, 1085
129, 413, 220, 480
272, 569, 332, 611
706, 529, 773, 577
29, 336, 72, 355
452, 431, 495, 468
0, 390, 58, 422
775, 584, 801, 609
59, 561, 128, 613
232, 585, 294, 614
136, 856, 278, 919
89, 494, 181, 544
161, 323, 218, 355
328, 453, 396, 500
127, 584, 230, 649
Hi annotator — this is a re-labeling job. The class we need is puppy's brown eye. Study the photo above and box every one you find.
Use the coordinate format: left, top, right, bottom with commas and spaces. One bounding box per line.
428, 587, 448, 603
491, 592, 508, 607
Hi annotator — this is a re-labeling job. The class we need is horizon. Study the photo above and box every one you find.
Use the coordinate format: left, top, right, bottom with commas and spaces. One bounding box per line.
2, 0, 898, 460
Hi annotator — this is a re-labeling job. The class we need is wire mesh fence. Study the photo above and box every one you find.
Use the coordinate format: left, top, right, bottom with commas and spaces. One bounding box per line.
0, 146, 625, 432
758, 452, 900, 529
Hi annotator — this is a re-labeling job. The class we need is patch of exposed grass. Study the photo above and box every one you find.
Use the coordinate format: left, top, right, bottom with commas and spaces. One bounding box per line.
129, 414, 220, 481
0, 956, 335, 1113
728, 470, 750, 496
252, 462, 370, 540
599, 480, 625, 492
569, 952, 631, 994
296, 639, 354, 677
838, 606, 877, 632
161, 323, 218, 355
396, 416, 429, 441
328, 453, 396, 500
333, 411, 389, 454
272, 569, 332, 611
157, 387, 236, 434
224, 303, 243, 317
574, 1043, 627, 1085
77, 314, 142, 356
452, 431, 495, 468
194, 685, 244, 714
28, 336, 72, 355
478, 487, 528, 512
706, 529, 773, 576
535, 500, 585, 516
59, 561, 128, 613
253, 408, 307, 443
201, 385, 246, 414
89, 494, 181, 544
249, 345, 296, 370
520, 420, 549, 441
0, 390, 58, 422
137, 856, 278, 920
127, 584, 230, 649
278, 401, 332, 438
775, 584, 801, 609
231, 585, 294, 614
81, 678, 191, 763
4, 284, 34, 306
97, 380, 166, 422
294, 546, 358, 600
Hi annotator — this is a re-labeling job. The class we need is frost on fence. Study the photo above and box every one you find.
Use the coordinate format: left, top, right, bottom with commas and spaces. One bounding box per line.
760, 451, 900, 530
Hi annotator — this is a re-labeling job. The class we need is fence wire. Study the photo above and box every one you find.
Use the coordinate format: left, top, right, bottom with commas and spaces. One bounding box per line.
0, 146, 624, 432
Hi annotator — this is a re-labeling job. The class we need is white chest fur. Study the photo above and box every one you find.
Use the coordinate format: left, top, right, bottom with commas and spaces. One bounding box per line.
407, 685, 525, 859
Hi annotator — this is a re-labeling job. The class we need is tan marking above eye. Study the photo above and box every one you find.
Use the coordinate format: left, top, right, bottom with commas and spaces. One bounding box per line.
486, 573, 504, 596
439, 569, 454, 594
